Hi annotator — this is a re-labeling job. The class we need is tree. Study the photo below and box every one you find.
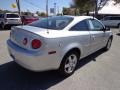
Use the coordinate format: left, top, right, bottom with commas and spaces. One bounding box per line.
36, 12, 47, 17
39, 12, 46, 17
72, 0, 95, 14
114, 0, 120, 3
62, 7, 70, 15
0, 9, 13, 13
72, 0, 108, 17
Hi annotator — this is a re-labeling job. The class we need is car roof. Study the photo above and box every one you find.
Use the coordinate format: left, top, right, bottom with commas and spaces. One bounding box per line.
64, 15, 95, 22
65, 15, 93, 19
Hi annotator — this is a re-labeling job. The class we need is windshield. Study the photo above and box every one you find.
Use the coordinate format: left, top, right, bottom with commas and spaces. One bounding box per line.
29, 16, 73, 30
6, 14, 19, 18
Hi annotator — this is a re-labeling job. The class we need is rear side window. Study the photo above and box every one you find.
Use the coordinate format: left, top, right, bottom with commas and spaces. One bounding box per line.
70, 20, 89, 31
6, 14, 19, 18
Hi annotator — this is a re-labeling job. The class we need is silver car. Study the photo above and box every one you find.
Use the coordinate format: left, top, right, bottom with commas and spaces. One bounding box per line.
7, 16, 113, 76
0, 13, 22, 29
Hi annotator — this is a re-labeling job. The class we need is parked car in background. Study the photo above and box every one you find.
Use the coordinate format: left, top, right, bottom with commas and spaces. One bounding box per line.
7, 16, 113, 76
21, 15, 39, 25
0, 13, 22, 29
101, 16, 120, 28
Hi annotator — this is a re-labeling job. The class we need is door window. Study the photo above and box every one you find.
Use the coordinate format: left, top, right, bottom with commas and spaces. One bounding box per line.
90, 19, 104, 31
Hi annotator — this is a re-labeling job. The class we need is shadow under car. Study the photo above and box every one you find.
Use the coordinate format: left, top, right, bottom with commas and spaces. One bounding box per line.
0, 49, 106, 90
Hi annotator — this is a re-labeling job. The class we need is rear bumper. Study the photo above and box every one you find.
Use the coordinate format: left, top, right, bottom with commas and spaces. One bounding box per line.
7, 40, 61, 72
5, 22, 22, 25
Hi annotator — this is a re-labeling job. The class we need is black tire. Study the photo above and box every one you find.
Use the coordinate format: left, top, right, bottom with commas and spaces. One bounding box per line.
104, 37, 112, 51
58, 51, 79, 77
118, 24, 120, 32
1, 22, 5, 29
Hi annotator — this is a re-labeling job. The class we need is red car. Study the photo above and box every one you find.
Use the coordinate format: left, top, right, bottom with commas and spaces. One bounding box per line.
21, 16, 39, 25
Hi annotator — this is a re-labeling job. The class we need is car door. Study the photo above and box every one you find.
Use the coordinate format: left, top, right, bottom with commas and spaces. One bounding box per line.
110, 17, 119, 27
69, 19, 91, 57
102, 16, 115, 27
113, 17, 120, 27
88, 19, 106, 53
102, 17, 111, 27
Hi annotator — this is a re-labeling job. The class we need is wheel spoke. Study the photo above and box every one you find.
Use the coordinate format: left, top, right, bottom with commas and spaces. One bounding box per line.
65, 63, 70, 68
68, 66, 72, 73
68, 56, 73, 63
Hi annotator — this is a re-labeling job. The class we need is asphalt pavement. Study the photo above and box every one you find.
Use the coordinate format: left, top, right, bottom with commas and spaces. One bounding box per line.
0, 28, 120, 90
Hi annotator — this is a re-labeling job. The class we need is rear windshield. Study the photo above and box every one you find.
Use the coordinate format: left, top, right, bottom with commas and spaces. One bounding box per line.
6, 14, 19, 18
29, 16, 73, 30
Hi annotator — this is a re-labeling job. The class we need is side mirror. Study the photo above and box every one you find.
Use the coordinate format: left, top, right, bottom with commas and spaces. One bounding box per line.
103, 27, 110, 32
105, 27, 110, 31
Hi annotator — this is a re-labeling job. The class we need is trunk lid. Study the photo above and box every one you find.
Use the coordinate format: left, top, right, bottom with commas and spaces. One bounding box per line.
10, 26, 46, 51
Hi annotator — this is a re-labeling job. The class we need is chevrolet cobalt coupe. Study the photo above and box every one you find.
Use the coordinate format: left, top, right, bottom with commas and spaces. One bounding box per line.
7, 16, 113, 76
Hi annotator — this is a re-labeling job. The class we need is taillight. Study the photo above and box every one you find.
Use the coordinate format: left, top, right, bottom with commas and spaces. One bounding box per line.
23, 38, 28, 45
31, 39, 41, 49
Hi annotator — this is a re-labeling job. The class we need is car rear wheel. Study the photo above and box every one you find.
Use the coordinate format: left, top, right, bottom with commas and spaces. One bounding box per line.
1, 23, 5, 29
59, 51, 79, 77
104, 38, 112, 51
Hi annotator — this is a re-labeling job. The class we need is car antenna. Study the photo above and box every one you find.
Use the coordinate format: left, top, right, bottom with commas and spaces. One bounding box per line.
46, 16, 49, 34
93, 7, 95, 20
92, 10, 94, 20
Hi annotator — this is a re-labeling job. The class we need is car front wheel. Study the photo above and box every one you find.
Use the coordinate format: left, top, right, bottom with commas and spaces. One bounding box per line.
104, 38, 112, 51
118, 24, 120, 32
59, 51, 79, 77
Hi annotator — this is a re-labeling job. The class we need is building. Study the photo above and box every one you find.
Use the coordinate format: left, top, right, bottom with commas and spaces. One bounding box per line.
90, 0, 120, 19
99, 0, 120, 19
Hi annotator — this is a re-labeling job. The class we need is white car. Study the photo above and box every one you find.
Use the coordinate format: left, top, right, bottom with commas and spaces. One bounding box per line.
0, 13, 22, 29
101, 16, 120, 28
7, 16, 113, 76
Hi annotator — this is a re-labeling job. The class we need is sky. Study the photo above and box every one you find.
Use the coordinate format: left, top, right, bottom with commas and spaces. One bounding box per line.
0, 0, 72, 13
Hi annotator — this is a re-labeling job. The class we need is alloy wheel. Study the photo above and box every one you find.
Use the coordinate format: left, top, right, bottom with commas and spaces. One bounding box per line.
64, 54, 78, 74
107, 39, 112, 50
